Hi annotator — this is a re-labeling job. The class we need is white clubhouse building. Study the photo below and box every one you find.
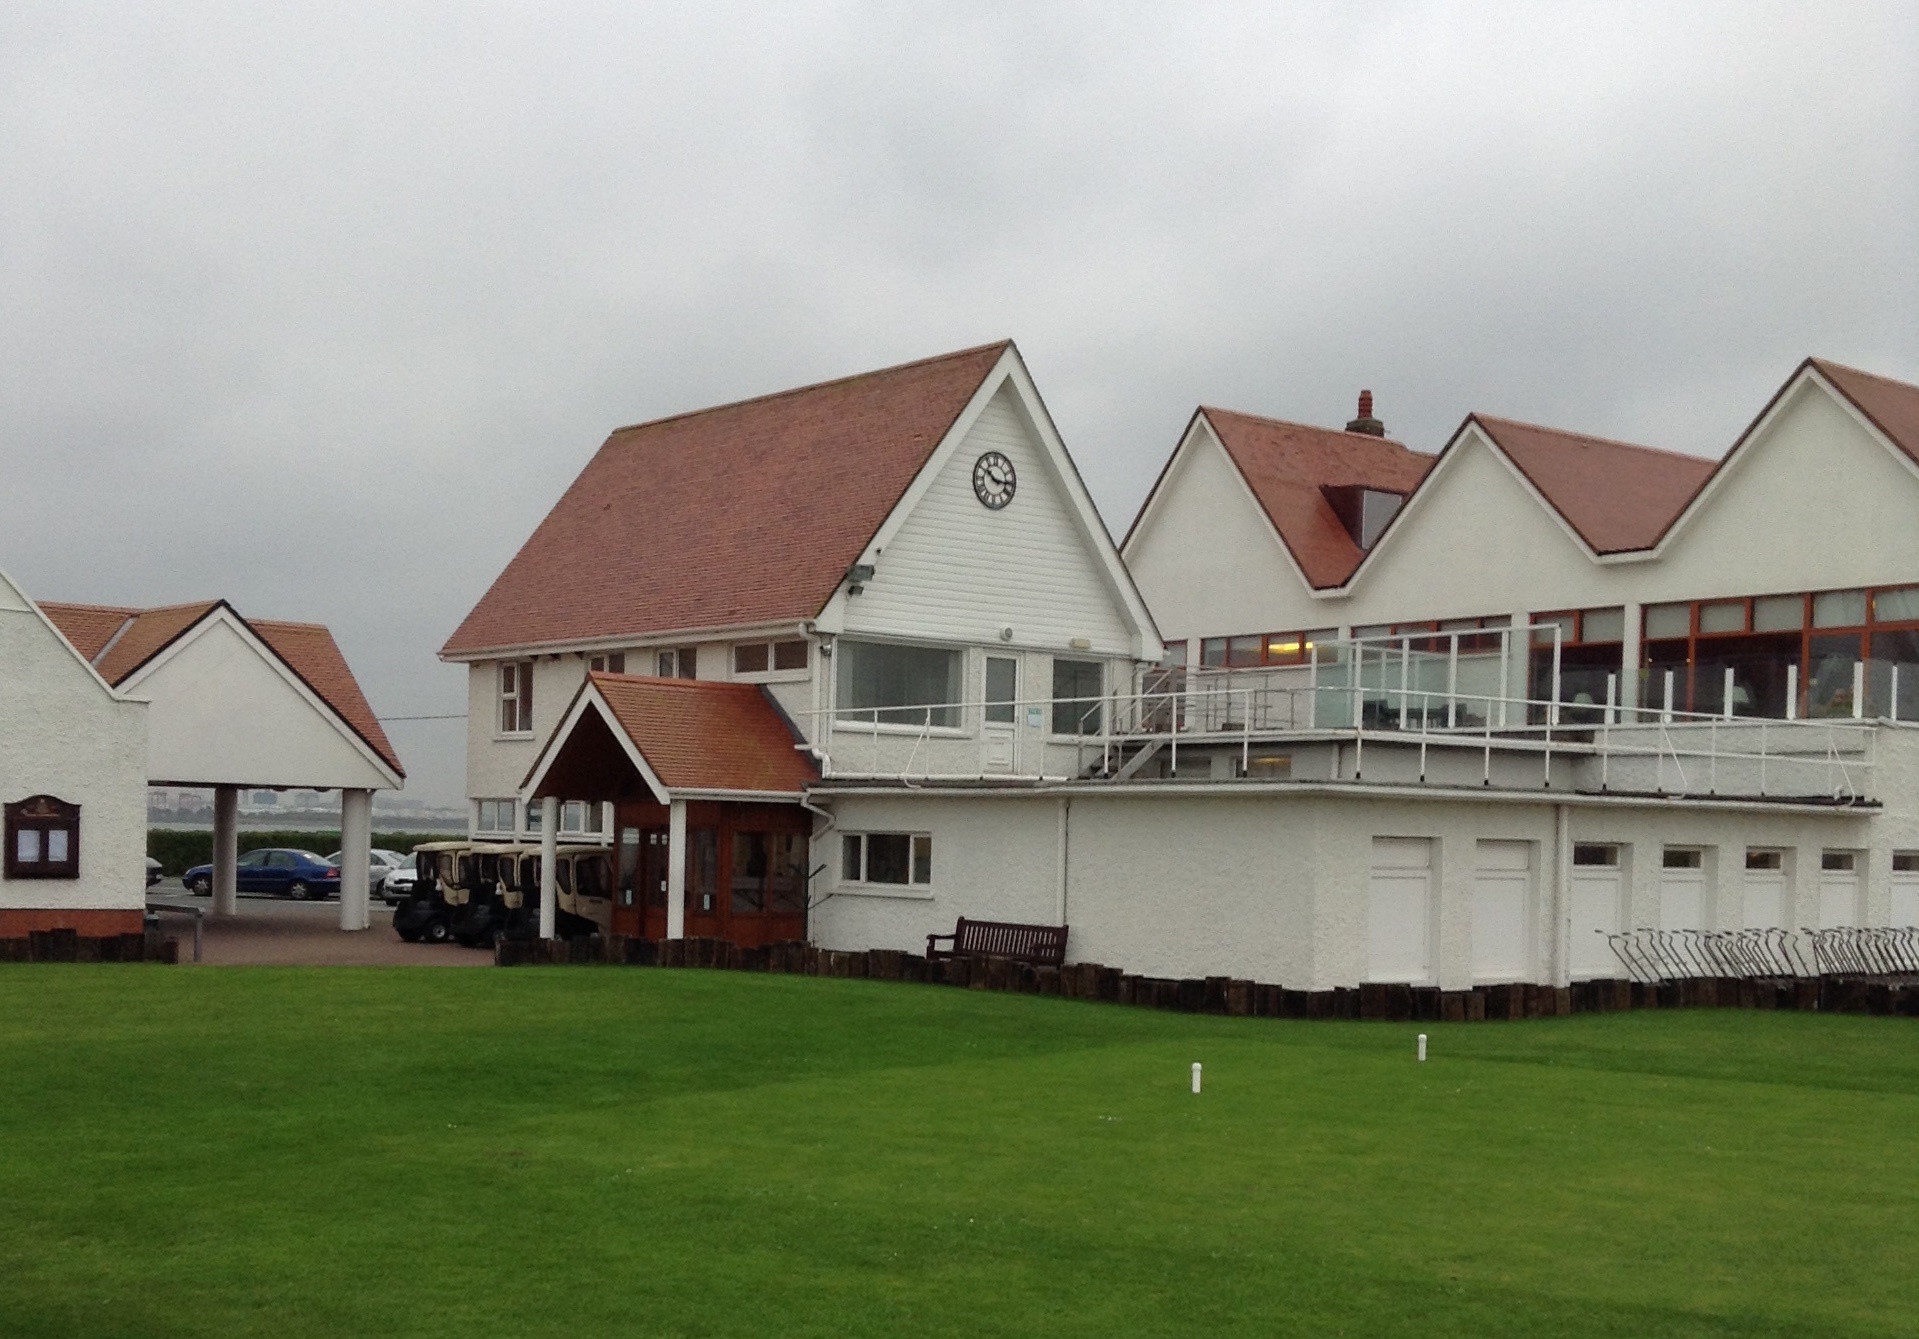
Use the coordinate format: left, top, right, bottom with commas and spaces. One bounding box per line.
446, 344, 1919, 990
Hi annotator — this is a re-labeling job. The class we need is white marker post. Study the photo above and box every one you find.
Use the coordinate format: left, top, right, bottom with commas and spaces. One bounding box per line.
1191, 1062, 1202, 1094
1417, 1034, 1428, 1063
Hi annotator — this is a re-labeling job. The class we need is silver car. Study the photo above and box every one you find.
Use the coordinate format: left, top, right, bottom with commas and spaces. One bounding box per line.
325, 848, 410, 902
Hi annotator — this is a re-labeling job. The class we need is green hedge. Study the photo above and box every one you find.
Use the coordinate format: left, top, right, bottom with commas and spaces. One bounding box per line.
146, 831, 454, 877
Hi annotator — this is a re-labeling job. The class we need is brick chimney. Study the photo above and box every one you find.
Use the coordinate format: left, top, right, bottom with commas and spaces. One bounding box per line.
1345, 390, 1385, 437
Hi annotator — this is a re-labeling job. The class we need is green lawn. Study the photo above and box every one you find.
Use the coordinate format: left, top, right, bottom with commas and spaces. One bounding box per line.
2, 969, 1917, 1337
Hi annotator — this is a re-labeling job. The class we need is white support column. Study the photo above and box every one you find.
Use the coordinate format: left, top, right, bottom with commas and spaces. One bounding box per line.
212, 785, 239, 918
339, 788, 372, 931
1620, 602, 1642, 723
666, 798, 687, 940
539, 796, 559, 940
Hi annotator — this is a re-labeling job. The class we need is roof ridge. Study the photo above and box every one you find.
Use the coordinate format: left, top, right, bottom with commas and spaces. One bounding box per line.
1200, 405, 1420, 452
1470, 412, 1717, 465
604, 341, 1012, 440
1809, 356, 1919, 393
36, 600, 141, 615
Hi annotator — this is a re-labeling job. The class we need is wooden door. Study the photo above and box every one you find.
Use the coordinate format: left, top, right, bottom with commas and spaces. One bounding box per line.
612, 828, 643, 937
640, 829, 671, 940
684, 826, 722, 938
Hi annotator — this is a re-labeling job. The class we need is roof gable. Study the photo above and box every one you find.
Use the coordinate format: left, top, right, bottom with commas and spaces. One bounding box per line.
1192, 408, 1433, 589
1807, 358, 1919, 470
1468, 415, 1717, 555
442, 342, 1013, 658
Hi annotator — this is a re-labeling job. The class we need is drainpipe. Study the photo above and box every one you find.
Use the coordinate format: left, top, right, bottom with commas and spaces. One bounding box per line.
1055, 798, 1071, 925
1552, 802, 1571, 988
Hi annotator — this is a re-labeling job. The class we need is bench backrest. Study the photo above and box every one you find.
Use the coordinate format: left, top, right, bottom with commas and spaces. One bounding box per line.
952, 918, 1067, 963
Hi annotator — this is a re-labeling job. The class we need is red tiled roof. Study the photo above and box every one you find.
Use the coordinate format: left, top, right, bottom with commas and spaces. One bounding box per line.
34, 601, 138, 662
1811, 358, 1919, 469
441, 342, 1012, 657
1469, 416, 1717, 555
37, 600, 403, 777
1196, 408, 1435, 589
588, 674, 816, 794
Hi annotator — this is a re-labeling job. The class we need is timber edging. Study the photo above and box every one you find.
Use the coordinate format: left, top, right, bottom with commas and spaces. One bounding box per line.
0, 930, 176, 964
492, 936, 1919, 1021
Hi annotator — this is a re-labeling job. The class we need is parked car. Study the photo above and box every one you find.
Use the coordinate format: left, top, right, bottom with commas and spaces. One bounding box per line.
145, 857, 164, 888
182, 848, 341, 900
324, 847, 409, 899
380, 860, 418, 905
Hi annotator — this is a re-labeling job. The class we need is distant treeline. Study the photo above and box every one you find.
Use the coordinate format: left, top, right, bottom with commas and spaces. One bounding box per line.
146, 831, 451, 876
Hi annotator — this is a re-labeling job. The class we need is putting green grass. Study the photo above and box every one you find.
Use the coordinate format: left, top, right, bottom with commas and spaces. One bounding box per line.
2, 970, 1917, 1338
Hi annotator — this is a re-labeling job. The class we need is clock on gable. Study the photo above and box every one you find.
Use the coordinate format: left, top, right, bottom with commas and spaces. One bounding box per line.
972, 451, 1017, 510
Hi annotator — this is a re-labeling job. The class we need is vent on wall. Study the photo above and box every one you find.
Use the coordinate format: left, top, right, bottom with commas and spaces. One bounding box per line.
1321, 484, 1407, 550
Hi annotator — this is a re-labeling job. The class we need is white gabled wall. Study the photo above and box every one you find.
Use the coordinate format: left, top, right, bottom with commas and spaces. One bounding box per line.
0, 575, 147, 916
1123, 420, 1317, 644
130, 617, 393, 790
841, 383, 1136, 656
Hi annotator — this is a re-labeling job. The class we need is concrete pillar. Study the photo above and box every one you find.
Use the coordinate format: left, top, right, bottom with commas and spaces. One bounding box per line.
666, 797, 687, 940
339, 788, 372, 931
212, 785, 239, 917
539, 795, 559, 940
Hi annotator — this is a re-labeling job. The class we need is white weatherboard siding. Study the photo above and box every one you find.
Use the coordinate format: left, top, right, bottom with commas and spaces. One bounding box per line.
129, 618, 391, 790
0, 578, 147, 914
842, 385, 1134, 655
1123, 422, 1307, 642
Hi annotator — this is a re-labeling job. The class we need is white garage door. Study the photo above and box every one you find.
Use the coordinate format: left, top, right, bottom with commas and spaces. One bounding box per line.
1659, 848, 1705, 932
1741, 849, 1786, 931
1819, 851, 1860, 929
1894, 853, 1919, 927
1367, 838, 1433, 984
1570, 844, 1623, 980
1472, 840, 1532, 983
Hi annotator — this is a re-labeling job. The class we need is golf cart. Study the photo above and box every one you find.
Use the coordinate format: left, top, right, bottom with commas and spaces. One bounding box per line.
500, 845, 608, 942
392, 841, 466, 944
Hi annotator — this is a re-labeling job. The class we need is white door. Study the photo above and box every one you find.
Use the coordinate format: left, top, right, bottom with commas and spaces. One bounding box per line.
1659, 862, 1704, 932
1367, 838, 1433, 984
1570, 856, 1623, 980
1471, 841, 1532, 983
1818, 853, 1860, 929
1742, 870, 1786, 930
1894, 856, 1919, 926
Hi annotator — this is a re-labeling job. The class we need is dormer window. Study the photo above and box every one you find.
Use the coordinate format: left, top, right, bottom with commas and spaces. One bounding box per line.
1321, 484, 1406, 550
5, 796, 80, 880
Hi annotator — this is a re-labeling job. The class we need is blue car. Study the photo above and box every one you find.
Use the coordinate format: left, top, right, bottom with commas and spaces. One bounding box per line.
183, 848, 341, 900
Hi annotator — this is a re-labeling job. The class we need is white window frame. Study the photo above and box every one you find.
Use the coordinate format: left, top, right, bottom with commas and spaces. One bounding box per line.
838, 831, 934, 898
731, 638, 811, 681
498, 661, 535, 736
475, 798, 516, 836
559, 800, 607, 837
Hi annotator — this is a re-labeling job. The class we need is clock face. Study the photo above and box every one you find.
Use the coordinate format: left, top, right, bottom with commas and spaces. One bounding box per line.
972, 451, 1017, 510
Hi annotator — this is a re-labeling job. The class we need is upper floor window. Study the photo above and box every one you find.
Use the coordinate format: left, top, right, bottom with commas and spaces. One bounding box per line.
476, 798, 516, 835
836, 640, 960, 727
656, 647, 698, 679
560, 801, 605, 836
587, 652, 625, 674
733, 639, 809, 675
499, 661, 534, 733
1052, 658, 1104, 736
5, 796, 80, 880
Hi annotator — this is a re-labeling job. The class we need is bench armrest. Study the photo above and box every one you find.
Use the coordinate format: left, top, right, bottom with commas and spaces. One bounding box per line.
926, 931, 956, 957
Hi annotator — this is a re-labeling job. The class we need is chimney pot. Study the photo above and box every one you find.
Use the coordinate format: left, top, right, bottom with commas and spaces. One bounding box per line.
1345, 389, 1385, 437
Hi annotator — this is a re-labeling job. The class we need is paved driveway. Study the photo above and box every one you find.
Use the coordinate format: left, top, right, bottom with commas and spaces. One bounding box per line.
146, 885, 492, 966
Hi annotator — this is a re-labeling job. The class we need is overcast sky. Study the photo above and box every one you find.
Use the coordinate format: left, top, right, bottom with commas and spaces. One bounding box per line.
3, 1, 1915, 808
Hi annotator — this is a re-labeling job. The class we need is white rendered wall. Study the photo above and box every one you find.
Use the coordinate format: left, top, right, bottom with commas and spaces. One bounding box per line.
0, 586, 148, 914
129, 617, 391, 791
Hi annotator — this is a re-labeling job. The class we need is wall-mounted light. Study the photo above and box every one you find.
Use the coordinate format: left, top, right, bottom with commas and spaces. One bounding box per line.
999, 626, 1014, 642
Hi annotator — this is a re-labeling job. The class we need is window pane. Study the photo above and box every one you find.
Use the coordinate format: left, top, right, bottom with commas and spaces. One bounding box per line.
1698, 601, 1746, 635
911, 835, 932, 884
1807, 633, 1864, 716
773, 640, 808, 671
1875, 587, 1919, 623
1199, 638, 1226, 668
1580, 608, 1625, 643
1895, 852, 1919, 873
1532, 613, 1577, 646
1645, 603, 1691, 639
866, 833, 911, 884
836, 641, 960, 727
1051, 658, 1103, 735
656, 650, 677, 677
1226, 635, 1263, 667
1752, 594, 1805, 632
1662, 848, 1702, 869
690, 829, 718, 906
769, 833, 807, 913
607, 653, 625, 674
1821, 851, 1855, 872
1746, 849, 1782, 870
985, 656, 1018, 724
841, 833, 863, 882
1572, 844, 1617, 867
1869, 629, 1919, 719
731, 831, 767, 912
677, 648, 698, 680
734, 643, 770, 674
1813, 589, 1868, 628
17, 829, 40, 863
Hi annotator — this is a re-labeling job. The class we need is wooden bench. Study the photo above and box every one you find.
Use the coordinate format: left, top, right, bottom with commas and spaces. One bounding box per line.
926, 917, 1068, 968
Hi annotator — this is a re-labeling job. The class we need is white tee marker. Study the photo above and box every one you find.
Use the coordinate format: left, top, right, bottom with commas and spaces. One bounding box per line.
1417, 1033, 1428, 1063
1191, 1062, 1202, 1094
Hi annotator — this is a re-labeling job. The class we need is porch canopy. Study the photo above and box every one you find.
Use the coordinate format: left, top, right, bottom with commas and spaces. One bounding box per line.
41, 600, 404, 930
522, 673, 817, 941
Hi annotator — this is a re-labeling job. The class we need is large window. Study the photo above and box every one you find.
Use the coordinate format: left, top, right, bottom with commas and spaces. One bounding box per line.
4, 795, 80, 880
1199, 628, 1337, 669
498, 661, 534, 733
836, 640, 961, 727
841, 832, 932, 887
1530, 608, 1626, 723
1052, 658, 1104, 735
